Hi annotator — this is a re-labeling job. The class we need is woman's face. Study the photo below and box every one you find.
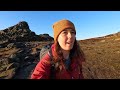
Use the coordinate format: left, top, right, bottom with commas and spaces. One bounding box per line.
57, 28, 76, 51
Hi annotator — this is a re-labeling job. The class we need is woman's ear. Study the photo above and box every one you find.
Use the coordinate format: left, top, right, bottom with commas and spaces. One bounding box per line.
52, 24, 54, 29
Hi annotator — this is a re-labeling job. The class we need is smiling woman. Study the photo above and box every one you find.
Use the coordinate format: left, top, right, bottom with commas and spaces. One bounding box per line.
31, 19, 85, 79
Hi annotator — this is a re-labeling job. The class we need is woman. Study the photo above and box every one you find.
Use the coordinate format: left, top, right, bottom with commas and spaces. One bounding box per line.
31, 19, 85, 79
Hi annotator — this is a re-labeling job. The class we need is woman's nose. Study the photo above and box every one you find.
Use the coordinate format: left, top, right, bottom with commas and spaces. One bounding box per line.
67, 32, 72, 38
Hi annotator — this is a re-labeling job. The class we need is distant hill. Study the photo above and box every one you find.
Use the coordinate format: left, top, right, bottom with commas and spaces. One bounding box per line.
0, 21, 120, 79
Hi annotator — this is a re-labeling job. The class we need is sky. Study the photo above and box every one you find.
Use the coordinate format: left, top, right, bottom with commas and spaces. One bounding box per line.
0, 11, 120, 40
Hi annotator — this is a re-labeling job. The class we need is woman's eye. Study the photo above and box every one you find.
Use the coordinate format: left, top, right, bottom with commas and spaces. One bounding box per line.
71, 31, 76, 34
62, 31, 67, 34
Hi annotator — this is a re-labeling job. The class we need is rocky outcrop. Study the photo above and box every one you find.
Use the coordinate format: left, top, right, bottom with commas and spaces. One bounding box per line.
0, 21, 54, 79
0, 21, 53, 42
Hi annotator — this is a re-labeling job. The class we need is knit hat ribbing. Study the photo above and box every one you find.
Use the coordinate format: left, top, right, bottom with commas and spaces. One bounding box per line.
52, 19, 76, 42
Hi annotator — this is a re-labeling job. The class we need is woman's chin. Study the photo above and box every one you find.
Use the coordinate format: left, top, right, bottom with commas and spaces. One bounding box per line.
65, 47, 73, 51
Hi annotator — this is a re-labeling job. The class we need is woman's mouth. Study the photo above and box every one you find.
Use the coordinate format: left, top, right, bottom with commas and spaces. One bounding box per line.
66, 42, 72, 44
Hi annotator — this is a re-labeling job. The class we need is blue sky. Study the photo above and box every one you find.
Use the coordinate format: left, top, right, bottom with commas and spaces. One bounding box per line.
0, 11, 120, 40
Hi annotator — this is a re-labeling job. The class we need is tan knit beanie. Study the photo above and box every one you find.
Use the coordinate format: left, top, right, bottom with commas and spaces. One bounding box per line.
52, 19, 76, 42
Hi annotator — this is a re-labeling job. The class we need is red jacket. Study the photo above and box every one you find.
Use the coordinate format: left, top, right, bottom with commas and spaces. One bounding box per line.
31, 44, 84, 79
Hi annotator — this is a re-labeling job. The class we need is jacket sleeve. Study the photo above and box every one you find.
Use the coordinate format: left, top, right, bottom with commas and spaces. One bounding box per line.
30, 54, 51, 79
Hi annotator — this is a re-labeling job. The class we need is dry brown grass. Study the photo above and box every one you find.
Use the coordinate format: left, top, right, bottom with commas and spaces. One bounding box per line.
79, 36, 120, 79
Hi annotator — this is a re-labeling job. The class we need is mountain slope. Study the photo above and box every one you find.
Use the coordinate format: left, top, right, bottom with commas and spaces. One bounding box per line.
79, 32, 120, 79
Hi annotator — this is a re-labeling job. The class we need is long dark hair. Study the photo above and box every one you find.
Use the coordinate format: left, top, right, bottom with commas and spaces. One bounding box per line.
70, 39, 85, 61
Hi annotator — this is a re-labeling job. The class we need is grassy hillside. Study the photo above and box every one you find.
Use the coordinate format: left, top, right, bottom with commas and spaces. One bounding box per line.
79, 33, 120, 79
